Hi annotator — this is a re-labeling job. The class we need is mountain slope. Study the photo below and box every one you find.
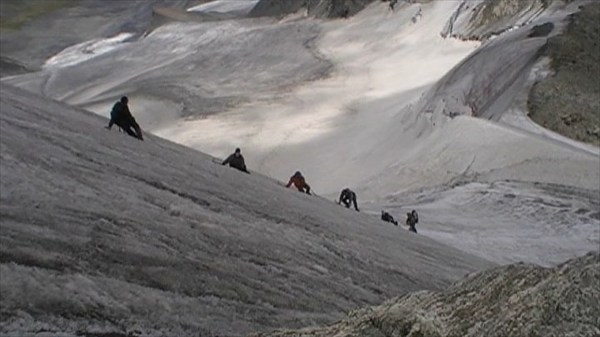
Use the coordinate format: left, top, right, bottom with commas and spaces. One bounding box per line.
0, 0, 202, 74
257, 252, 600, 337
0, 83, 493, 336
3, 0, 598, 269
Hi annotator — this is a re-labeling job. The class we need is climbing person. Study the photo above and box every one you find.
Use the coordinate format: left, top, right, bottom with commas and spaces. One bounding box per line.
340, 6, 349, 18
222, 147, 250, 173
106, 96, 143, 140
338, 188, 359, 211
406, 209, 419, 233
285, 171, 311, 195
381, 210, 398, 226
411, 7, 422, 23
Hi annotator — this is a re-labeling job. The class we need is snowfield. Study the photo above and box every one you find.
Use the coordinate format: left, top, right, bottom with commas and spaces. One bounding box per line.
1, 0, 599, 335
1, 84, 492, 335
6, 0, 596, 266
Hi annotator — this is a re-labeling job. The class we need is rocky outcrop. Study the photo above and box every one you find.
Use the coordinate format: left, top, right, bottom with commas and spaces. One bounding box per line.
442, 0, 572, 41
248, 0, 306, 18
249, 0, 377, 19
527, 2, 600, 146
0, 57, 29, 78
255, 252, 600, 337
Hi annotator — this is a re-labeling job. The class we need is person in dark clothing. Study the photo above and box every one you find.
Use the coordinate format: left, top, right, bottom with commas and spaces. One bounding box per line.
222, 148, 249, 173
338, 188, 359, 211
406, 209, 418, 233
106, 96, 143, 140
286, 171, 311, 195
341, 6, 349, 18
381, 210, 398, 225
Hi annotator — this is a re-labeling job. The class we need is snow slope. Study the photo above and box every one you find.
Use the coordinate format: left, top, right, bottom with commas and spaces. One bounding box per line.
2, 0, 599, 266
0, 83, 492, 336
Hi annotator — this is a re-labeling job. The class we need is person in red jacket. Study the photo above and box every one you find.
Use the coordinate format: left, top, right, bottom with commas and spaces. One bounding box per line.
286, 171, 311, 195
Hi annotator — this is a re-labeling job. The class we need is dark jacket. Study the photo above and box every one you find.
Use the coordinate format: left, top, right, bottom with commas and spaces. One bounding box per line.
339, 188, 355, 201
381, 211, 398, 225
110, 102, 137, 127
108, 101, 143, 140
406, 211, 418, 233
222, 153, 249, 173
339, 188, 359, 211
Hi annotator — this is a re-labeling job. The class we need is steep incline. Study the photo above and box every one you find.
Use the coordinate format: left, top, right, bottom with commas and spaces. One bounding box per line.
3, 0, 598, 269
0, 83, 493, 336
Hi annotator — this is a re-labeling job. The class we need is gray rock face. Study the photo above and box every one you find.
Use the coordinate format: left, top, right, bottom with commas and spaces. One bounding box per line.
249, 0, 307, 18
528, 2, 600, 146
441, 0, 579, 41
249, 0, 377, 19
256, 252, 600, 337
0, 57, 29, 78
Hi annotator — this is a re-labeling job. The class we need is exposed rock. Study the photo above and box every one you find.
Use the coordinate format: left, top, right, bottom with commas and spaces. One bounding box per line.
248, 0, 307, 18
0, 56, 29, 78
527, 2, 600, 146
255, 252, 600, 337
442, 0, 573, 41
528, 21, 555, 37
249, 0, 377, 19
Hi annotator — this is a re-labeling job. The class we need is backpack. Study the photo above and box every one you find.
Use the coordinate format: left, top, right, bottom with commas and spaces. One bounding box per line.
411, 210, 419, 224
110, 102, 122, 120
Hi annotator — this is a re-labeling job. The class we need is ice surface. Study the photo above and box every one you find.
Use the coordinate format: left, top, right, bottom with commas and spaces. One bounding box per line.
0, 83, 493, 335
1, 5, 598, 335
188, 0, 260, 15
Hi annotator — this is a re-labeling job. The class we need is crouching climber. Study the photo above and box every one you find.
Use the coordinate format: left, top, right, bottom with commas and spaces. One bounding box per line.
286, 171, 311, 195
381, 210, 398, 225
222, 147, 250, 173
106, 96, 143, 140
338, 188, 359, 211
